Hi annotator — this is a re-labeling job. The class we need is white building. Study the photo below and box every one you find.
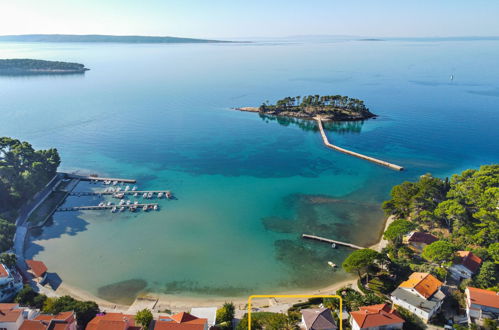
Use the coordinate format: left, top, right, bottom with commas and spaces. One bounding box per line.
391, 272, 445, 322
0, 304, 26, 330
0, 264, 23, 303
190, 307, 217, 328
449, 251, 482, 281
465, 287, 499, 323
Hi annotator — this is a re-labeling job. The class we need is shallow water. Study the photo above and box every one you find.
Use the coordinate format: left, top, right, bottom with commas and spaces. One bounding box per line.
1, 40, 498, 303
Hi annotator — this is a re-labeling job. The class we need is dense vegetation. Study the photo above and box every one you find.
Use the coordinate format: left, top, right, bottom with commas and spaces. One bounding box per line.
0, 137, 60, 252
0, 59, 88, 74
216, 302, 236, 329
258, 94, 375, 120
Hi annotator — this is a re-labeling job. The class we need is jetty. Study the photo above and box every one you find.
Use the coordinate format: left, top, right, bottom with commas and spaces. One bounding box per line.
69, 190, 171, 197
302, 234, 366, 250
65, 174, 137, 184
315, 117, 404, 171
57, 203, 158, 212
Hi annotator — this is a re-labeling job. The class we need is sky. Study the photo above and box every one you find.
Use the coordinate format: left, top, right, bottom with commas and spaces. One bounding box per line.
1, 0, 499, 39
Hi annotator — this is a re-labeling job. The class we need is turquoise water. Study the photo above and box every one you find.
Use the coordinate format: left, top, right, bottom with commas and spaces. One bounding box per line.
1, 40, 498, 303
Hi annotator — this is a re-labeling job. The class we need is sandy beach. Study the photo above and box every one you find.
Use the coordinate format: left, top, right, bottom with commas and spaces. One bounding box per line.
43, 215, 395, 314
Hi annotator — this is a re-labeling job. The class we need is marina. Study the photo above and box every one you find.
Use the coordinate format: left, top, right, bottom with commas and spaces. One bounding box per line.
69, 190, 172, 198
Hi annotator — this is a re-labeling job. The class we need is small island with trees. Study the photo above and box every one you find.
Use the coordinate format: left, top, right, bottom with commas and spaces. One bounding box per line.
0, 59, 89, 75
236, 94, 376, 121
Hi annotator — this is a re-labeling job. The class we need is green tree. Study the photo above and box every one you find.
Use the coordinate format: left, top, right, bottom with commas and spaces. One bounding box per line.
382, 182, 419, 218
434, 199, 467, 229
42, 295, 99, 327
383, 219, 415, 245
216, 302, 235, 328
342, 249, 379, 282
0, 218, 16, 252
474, 261, 498, 289
15, 285, 47, 308
0, 252, 16, 268
422, 241, 455, 264
135, 308, 153, 329
488, 242, 499, 264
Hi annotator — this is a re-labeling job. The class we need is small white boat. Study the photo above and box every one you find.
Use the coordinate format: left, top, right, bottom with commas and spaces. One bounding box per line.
158, 192, 163, 198
147, 192, 153, 199
331, 243, 336, 249
132, 186, 137, 191
153, 205, 158, 211
143, 205, 148, 211
119, 200, 125, 205
134, 201, 139, 205
98, 202, 105, 207
111, 206, 117, 213
125, 185, 130, 192
116, 187, 121, 192
328, 261, 337, 268
126, 200, 131, 205
107, 201, 112, 206
120, 206, 125, 212
134, 192, 138, 197
143, 192, 148, 198
165, 191, 172, 199
130, 206, 137, 212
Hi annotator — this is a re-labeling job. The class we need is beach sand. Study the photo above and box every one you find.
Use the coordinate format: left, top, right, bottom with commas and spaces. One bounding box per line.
45, 215, 394, 313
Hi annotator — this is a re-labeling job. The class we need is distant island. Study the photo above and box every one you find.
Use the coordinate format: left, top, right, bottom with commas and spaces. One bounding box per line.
0, 34, 230, 44
236, 95, 376, 121
0, 59, 88, 75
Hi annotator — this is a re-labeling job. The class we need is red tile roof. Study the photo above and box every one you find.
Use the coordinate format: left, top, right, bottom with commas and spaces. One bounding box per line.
399, 272, 442, 298
0, 308, 22, 323
0, 263, 9, 278
350, 304, 405, 329
467, 287, 499, 309
21, 311, 76, 330
408, 232, 438, 244
20, 320, 50, 330
455, 251, 482, 273
26, 260, 48, 277
0, 303, 19, 310
86, 312, 137, 330
155, 312, 207, 330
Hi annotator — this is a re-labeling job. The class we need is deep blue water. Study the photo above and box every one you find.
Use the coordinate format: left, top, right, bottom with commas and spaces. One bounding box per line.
1, 40, 498, 303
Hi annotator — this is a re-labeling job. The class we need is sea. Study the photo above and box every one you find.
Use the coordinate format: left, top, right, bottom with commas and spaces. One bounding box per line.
1, 39, 498, 304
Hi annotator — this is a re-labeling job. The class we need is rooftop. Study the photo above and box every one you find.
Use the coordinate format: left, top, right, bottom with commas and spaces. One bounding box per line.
391, 287, 445, 312
86, 312, 138, 330
350, 304, 405, 328
21, 311, 76, 330
0, 263, 9, 278
301, 308, 337, 330
399, 272, 442, 298
455, 251, 482, 273
467, 287, 499, 309
0, 308, 22, 323
155, 312, 207, 330
408, 232, 438, 245
26, 260, 48, 278
190, 307, 217, 326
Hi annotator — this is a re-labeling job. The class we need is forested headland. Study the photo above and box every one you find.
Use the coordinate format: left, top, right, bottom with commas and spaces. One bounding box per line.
0, 137, 60, 252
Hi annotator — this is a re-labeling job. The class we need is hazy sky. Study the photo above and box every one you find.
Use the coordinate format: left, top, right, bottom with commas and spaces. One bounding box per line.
1, 0, 498, 39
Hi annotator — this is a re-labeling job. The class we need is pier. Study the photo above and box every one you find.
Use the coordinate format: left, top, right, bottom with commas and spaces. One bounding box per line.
315, 117, 404, 171
65, 174, 137, 184
57, 203, 159, 212
302, 234, 366, 250
69, 190, 171, 197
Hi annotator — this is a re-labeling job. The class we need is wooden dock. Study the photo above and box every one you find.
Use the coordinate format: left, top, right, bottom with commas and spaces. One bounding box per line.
315, 117, 404, 171
302, 234, 366, 250
69, 190, 171, 197
57, 203, 159, 212
65, 174, 137, 184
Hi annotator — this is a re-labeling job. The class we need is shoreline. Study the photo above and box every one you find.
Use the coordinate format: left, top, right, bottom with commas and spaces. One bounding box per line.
234, 106, 377, 122
44, 215, 395, 313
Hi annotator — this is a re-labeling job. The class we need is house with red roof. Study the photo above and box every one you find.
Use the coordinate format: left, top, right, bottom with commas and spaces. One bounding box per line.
154, 312, 208, 330
0, 303, 24, 330
403, 232, 438, 253
449, 251, 482, 281
0, 263, 23, 303
390, 272, 445, 322
25, 260, 48, 283
85, 312, 141, 330
20, 311, 76, 330
465, 287, 499, 324
350, 304, 405, 330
